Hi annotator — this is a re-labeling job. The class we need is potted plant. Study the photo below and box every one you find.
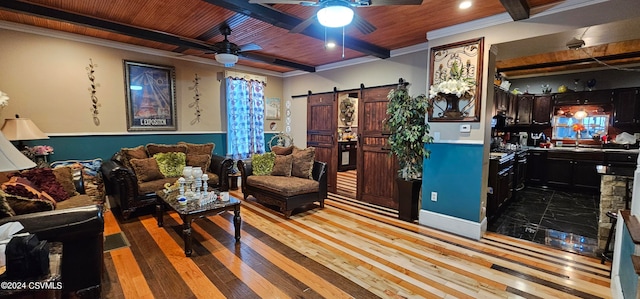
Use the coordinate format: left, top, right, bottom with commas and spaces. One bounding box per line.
386, 79, 434, 221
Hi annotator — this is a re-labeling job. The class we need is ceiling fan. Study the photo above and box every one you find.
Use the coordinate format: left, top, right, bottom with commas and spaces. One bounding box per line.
249, 0, 423, 35
206, 25, 262, 67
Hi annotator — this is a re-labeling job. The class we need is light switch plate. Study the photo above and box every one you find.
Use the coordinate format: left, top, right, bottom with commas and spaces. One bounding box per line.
460, 124, 471, 133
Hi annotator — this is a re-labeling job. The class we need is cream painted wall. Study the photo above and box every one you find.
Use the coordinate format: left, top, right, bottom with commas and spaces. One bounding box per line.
283, 52, 429, 147
0, 28, 283, 134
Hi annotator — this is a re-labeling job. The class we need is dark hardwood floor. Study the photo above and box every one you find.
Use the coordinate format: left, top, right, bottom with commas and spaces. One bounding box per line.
101, 188, 612, 298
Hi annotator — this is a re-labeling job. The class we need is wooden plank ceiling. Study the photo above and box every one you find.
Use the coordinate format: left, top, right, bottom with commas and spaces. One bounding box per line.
0, 0, 568, 73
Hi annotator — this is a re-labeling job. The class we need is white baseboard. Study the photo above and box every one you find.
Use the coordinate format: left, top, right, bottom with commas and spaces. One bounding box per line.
419, 210, 487, 240
611, 275, 623, 299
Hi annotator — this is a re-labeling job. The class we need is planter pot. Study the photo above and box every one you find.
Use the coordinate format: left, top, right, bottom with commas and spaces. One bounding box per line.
396, 178, 421, 222
442, 93, 463, 119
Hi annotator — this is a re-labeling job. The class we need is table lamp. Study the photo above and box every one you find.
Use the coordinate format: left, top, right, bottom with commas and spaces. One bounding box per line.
0, 115, 48, 150
0, 130, 36, 171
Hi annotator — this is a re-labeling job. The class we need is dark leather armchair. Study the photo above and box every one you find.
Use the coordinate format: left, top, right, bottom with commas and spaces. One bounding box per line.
0, 205, 104, 298
101, 153, 233, 220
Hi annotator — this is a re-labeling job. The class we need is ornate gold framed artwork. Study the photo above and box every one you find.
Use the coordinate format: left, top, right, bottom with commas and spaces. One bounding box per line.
428, 37, 484, 122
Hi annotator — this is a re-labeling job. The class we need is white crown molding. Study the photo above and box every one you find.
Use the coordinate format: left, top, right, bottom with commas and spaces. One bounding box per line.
427, 0, 609, 41
0, 20, 284, 78
283, 41, 430, 77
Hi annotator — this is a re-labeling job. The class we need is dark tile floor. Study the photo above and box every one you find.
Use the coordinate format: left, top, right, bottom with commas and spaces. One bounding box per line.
487, 186, 601, 256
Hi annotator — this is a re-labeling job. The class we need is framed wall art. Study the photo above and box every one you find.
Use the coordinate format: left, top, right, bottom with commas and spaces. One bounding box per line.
428, 37, 484, 122
265, 97, 281, 120
124, 60, 177, 131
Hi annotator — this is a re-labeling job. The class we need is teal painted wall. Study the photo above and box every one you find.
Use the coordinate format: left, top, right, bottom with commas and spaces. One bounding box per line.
620, 223, 638, 298
421, 143, 484, 222
19, 132, 277, 162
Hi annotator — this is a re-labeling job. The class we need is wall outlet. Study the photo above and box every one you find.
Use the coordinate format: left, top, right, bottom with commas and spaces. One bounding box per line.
460, 124, 471, 133
431, 192, 438, 202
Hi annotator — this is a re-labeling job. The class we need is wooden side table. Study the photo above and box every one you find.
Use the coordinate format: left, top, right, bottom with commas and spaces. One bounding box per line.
229, 172, 241, 190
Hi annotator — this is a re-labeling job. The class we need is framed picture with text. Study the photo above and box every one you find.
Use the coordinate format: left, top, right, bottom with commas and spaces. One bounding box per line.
428, 37, 484, 122
124, 60, 177, 131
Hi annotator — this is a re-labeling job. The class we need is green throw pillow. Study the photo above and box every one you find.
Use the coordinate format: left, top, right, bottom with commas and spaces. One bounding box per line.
251, 152, 276, 176
153, 152, 186, 178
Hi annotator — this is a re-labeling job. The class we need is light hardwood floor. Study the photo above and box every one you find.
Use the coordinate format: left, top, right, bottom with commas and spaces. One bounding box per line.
101, 189, 612, 298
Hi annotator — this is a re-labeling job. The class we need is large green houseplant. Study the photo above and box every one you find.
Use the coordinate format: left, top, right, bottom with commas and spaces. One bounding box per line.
386, 79, 433, 221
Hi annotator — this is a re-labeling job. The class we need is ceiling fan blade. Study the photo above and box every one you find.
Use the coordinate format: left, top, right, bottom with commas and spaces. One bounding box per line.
367, 0, 423, 5
352, 14, 376, 35
290, 15, 317, 34
239, 43, 262, 52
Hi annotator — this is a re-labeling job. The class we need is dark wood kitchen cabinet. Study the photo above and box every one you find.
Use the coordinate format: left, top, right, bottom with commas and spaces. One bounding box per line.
515, 94, 533, 125
488, 154, 514, 220
338, 141, 357, 171
493, 86, 518, 126
531, 95, 552, 125
546, 151, 604, 192
515, 94, 551, 126
613, 88, 640, 126
526, 150, 547, 186
554, 90, 613, 105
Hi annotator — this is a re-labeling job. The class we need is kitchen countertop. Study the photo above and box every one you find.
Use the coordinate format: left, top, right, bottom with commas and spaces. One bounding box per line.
527, 146, 639, 153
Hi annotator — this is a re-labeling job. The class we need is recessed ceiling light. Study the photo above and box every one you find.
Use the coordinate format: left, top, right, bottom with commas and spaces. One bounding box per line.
326, 41, 336, 48
459, 1, 472, 9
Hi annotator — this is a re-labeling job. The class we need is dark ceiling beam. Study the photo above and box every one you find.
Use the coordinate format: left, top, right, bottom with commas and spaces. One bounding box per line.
0, 0, 315, 72
241, 53, 316, 73
499, 0, 530, 21
202, 0, 391, 59
497, 51, 640, 73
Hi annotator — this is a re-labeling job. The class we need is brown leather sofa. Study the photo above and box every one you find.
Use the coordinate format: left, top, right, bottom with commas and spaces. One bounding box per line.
0, 205, 105, 298
101, 144, 233, 220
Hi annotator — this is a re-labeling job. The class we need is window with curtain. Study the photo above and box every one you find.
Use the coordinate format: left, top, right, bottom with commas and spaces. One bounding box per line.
552, 115, 609, 140
226, 77, 265, 159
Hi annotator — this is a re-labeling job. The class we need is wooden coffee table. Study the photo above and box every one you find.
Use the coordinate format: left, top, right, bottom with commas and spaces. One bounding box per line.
155, 190, 241, 257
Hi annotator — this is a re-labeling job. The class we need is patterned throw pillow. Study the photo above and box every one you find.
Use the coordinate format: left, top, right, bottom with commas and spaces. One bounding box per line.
178, 142, 215, 155
1, 177, 56, 209
52, 166, 79, 197
153, 152, 186, 178
251, 152, 276, 176
0, 189, 54, 215
271, 146, 294, 156
146, 143, 188, 156
13, 168, 70, 202
0, 192, 16, 218
291, 147, 316, 179
120, 145, 148, 168
129, 158, 164, 183
186, 154, 211, 171
271, 154, 293, 177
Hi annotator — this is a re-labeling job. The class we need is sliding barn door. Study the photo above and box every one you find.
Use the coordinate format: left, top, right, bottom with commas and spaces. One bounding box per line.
307, 92, 337, 193
357, 84, 398, 209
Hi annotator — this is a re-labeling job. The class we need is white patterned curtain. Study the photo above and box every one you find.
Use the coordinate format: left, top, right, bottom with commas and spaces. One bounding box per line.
226, 77, 265, 159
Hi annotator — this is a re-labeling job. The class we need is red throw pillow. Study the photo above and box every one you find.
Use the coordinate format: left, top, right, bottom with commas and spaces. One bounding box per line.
11, 168, 70, 202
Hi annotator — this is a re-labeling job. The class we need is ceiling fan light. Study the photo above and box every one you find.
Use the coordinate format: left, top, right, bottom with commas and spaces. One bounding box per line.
317, 3, 354, 28
215, 53, 238, 67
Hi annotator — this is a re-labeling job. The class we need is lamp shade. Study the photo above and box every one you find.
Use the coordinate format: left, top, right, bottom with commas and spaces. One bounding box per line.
317, 2, 354, 28
1, 118, 49, 141
0, 131, 36, 171
215, 53, 238, 67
